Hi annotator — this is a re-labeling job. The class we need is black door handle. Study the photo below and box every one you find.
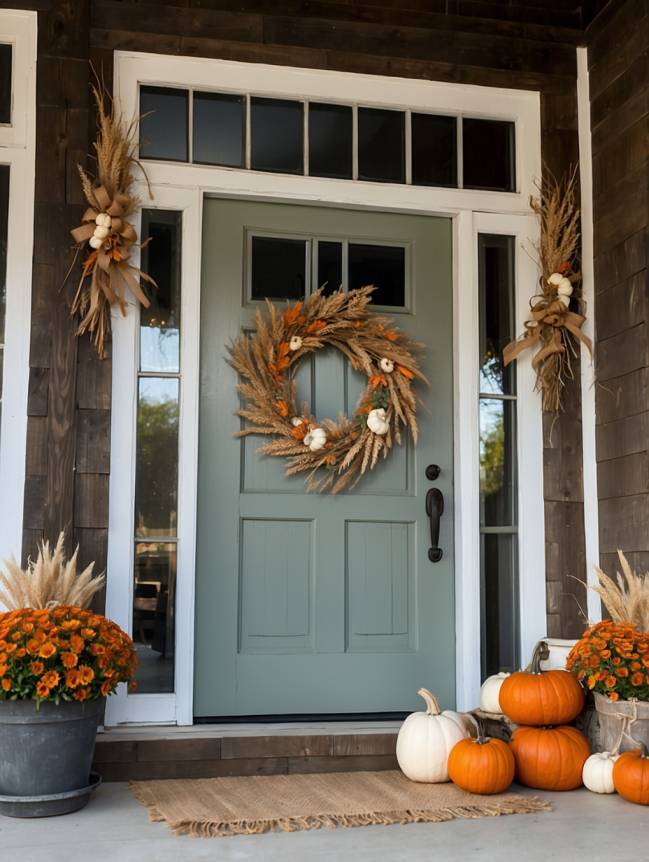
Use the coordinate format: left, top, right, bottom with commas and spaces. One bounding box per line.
426, 487, 444, 562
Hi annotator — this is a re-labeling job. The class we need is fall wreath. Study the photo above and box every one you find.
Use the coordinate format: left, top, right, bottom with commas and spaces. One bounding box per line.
227, 286, 426, 493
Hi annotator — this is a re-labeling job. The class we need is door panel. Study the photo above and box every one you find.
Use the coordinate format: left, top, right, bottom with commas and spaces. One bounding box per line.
195, 199, 454, 716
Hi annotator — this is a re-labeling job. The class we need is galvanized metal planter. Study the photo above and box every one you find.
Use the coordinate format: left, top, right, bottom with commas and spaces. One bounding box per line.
0, 697, 104, 817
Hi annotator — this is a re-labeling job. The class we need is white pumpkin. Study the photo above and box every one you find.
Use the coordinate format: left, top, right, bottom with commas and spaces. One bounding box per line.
95, 212, 111, 228
479, 672, 510, 714
396, 688, 472, 783
557, 278, 573, 297
558, 294, 570, 307
547, 272, 564, 286
379, 357, 394, 373
304, 426, 327, 451
93, 225, 109, 240
583, 751, 619, 794
367, 407, 389, 436
89, 235, 103, 250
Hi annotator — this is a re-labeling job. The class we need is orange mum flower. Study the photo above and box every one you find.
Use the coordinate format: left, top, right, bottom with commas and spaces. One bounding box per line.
30, 661, 44, 675
78, 665, 95, 685
605, 675, 617, 689
69, 634, 85, 654
73, 687, 89, 702
80, 628, 96, 639
631, 672, 644, 686
1, 678, 11, 692
35, 682, 50, 699
616, 667, 629, 678
41, 670, 60, 689
26, 638, 40, 656
65, 669, 81, 689
61, 652, 78, 669
587, 675, 597, 690
609, 691, 620, 702
38, 642, 56, 659
60, 619, 81, 631
100, 680, 112, 697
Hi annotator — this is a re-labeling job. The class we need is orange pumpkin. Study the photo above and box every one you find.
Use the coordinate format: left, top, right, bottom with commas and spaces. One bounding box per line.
499, 642, 584, 725
510, 725, 590, 791
613, 744, 649, 805
448, 733, 515, 795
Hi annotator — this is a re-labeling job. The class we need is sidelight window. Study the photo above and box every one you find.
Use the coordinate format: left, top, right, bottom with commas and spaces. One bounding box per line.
478, 234, 519, 678
138, 85, 516, 193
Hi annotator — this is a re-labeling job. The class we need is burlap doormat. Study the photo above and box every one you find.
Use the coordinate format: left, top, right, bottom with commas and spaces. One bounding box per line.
131, 770, 551, 837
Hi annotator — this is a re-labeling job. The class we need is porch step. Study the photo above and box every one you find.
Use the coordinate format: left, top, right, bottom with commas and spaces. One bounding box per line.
93, 722, 400, 781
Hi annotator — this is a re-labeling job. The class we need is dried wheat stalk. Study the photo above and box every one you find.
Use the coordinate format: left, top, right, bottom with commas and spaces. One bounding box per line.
0, 533, 104, 610
68, 80, 154, 358
503, 167, 591, 413
591, 550, 649, 632
227, 286, 426, 493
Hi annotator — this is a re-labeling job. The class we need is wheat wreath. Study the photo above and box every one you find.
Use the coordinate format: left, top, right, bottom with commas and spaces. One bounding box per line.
227, 286, 426, 493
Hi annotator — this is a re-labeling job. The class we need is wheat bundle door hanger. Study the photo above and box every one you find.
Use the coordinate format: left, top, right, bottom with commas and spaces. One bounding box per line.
102, 52, 545, 725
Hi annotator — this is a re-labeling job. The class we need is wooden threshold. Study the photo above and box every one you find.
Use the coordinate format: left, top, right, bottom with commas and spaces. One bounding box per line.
93, 721, 401, 781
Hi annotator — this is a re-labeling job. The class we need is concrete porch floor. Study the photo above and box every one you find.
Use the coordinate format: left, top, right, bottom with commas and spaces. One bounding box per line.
1, 781, 647, 862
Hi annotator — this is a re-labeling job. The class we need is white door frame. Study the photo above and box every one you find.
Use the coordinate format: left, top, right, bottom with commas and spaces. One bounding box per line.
106, 51, 546, 724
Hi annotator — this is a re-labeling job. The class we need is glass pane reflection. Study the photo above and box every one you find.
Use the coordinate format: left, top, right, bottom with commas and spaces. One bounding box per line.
317, 241, 343, 295
140, 210, 181, 373
478, 234, 515, 396
250, 236, 306, 301
481, 532, 518, 676
139, 86, 188, 162
133, 542, 176, 693
135, 377, 179, 537
348, 243, 405, 307
480, 398, 516, 527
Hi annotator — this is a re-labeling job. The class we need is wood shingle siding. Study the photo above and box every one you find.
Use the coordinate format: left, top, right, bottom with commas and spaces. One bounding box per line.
588, 0, 649, 578
15, 0, 598, 639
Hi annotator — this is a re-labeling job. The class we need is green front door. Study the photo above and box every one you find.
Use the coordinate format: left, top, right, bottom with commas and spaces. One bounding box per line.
195, 199, 454, 717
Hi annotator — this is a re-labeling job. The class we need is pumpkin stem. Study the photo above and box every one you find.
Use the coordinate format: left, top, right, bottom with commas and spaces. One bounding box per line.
417, 688, 441, 715
637, 741, 649, 759
526, 640, 550, 675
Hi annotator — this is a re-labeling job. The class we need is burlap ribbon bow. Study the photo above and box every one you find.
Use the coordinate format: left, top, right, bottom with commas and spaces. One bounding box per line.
503, 293, 592, 371
71, 184, 152, 316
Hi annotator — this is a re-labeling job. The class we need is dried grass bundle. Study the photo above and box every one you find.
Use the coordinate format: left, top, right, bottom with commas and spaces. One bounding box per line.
228, 286, 426, 493
592, 550, 649, 632
68, 81, 154, 358
503, 168, 591, 413
0, 533, 104, 611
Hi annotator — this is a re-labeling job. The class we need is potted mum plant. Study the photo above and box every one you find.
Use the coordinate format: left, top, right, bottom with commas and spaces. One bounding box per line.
0, 534, 136, 817
567, 551, 649, 754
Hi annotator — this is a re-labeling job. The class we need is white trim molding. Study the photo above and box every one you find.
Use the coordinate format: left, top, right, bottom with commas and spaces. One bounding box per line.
0, 10, 36, 563
110, 51, 545, 722
577, 45, 601, 625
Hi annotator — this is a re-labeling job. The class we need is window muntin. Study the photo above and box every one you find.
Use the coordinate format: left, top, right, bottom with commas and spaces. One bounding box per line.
138, 86, 516, 193
132, 208, 183, 695
478, 233, 519, 678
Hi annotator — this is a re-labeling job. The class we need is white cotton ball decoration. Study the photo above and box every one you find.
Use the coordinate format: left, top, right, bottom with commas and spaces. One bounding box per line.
95, 212, 111, 228
557, 278, 573, 296
479, 672, 510, 714
367, 408, 389, 435
93, 226, 109, 240
558, 294, 570, 307
379, 357, 394, 373
89, 236, 103, 250
548, 272, 564, 286
304, 427, 327, 451
289, 336, 303, 351
583, 751, 619, 794
291, 417, 304, 427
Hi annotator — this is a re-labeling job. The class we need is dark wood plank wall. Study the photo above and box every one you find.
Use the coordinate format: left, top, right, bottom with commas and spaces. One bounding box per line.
588, 0, 649, 578
10, 0, 592, 637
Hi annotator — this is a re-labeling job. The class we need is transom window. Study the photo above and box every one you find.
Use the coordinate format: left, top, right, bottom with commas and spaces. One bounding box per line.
139, 85, 516, 193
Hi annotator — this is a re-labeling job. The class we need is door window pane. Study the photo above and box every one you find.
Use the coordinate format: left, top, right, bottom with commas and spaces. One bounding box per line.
250, 236, 306, 301
412, 113, 457, 187
135, 377, 179, 537
481, 533, 518, 676
139, 86, 189, 162
348, 243, 405, 307
316, 241, 343, 295
0, 44, 11, 125
308, 103, 353, 179
193, 92, 245, 167
358, 108, 404, 184
251, 97, 303, 175
133, 542, 176, 693
463, 118, 515, 192
140, 210, 181, 373
479, 234, 515, 396
480, 399, 516, 528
